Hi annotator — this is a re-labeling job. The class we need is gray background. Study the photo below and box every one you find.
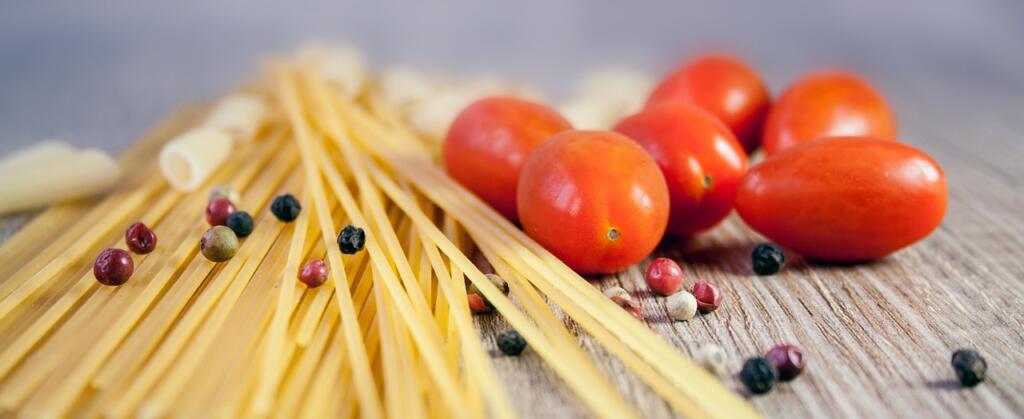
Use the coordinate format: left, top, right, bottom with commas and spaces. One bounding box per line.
1, 0, 1022, 157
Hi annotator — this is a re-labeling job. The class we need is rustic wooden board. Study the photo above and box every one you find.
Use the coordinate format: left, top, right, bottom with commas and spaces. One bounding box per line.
1, 66, 1022, 419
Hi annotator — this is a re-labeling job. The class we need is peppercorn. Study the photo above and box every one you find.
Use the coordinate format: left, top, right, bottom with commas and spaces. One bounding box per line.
206, 197, 237, 226
225, 211, 254, 238
200, 226, 239, 262
124, 222, 157, 254
765, 344, 806, 381
208, 184, 241, 205
692, 281, 722, 313
666, 292, 698, 321
611, 295, 643, 320
645, 257, 684, 296
270, 194, 302, 222
694, 344, 727, 376
951, 348, 986, 387
497, 330, 527, 356
485, 273, 509, 294
740, 357, 778, 395
298, 259, 329, 288
93, 248, 134, 286
752, 243, 785, 275
603, 286, 630, 300
336, 225, 365, 254
467, 294, 493, 314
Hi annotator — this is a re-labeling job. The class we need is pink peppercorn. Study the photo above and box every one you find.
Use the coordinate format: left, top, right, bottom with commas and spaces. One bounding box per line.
645, 257, 684, 296
298, 259, 329, 288
93, 248, 134, 286
611, 295, 643, 320
765, 344, 806, 381
205, 197, 237, 226
125, 222, 157, 254
692, 281, 722, 313
468, 294, 493, 314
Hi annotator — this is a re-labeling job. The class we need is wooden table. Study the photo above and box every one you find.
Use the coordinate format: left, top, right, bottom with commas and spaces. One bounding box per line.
2, 3, 1022, 417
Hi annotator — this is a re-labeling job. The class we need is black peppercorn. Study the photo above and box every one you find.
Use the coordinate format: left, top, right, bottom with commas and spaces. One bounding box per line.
752, 243, 785, 275
497, 330, 527, 356
270, 194, 302, 222
740, 357, 778, 395
951, 349, 986, 387
337, 225, 366, 254
226, 211, 254, 238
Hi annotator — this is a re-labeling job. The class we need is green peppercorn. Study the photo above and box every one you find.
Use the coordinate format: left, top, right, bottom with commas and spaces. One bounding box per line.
226, 211, 254, 238
740, 356, 778, 395
467, 274, 509, 310
497, 330, 527, 356
337, 225, 366, 254
752, 243, 785, 275
951, 349, 986, 387
270, 194, 302, 222
200, 226, 239, 262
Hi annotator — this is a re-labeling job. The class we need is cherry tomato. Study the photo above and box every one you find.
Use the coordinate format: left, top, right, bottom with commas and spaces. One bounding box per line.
762, 71, 896, 156
735, 138, 946, 261
646, 54, 771, 153
443, 96, 572, 223
517, 130, 669, 274
615, 102, 748, 236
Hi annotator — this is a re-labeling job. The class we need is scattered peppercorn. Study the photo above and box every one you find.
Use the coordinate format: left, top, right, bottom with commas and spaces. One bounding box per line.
611, 294, 643, 320
467, 294, 493, 314
666, 291, 698, 321
765, 344, 806, 381
298, 259, 329, 288
497, 330, 527, 356
692, 281, 722, 313
206, 197, 237, 226
740, 357, 778, 395
645, 257, 684, 296
225, 211, 254, 238
468, 275, 507, 311
270, 194, 302, 222
485, 273, 510, 294
208, 185, 241, 205
93, 248, 134, 286
951, 348, 987, 387
694, 344, 727, 376
752, 243, 785, 275
603, 286, 630, 300
200, 226, 239, 262
336, 225, 366, 254
124, 222, 157, 254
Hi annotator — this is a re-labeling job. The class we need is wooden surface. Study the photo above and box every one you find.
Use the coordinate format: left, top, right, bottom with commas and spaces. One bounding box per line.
2, 3, 1023, 418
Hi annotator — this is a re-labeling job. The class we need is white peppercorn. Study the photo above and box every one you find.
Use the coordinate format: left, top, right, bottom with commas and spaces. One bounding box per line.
666, 292, 698, 321
694, 344, 727, 376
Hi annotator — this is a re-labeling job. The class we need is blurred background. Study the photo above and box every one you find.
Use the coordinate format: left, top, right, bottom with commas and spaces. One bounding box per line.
1, 0, 1022, 156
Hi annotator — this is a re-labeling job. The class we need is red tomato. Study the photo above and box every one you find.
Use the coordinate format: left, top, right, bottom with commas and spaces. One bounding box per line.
615, 102, 748, 236
517, 130, 669, 274
646, 54, 771, 153
762, 71, 896, 156
443, 97, 572, 223
735, 138, 947, 261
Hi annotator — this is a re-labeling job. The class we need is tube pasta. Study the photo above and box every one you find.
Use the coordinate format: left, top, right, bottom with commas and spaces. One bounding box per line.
202, 94, 269, 141
0, 148, 120, 215
158, 126, 232, 191
0, 140, 76, 173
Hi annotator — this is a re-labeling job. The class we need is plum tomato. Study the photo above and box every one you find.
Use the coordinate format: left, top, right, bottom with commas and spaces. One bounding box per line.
735, 137, 947, 262
517, 130, 670, 274
615, 102, 748, 236
762, 71, 896, 156
646, 54, 771, 153
443, 96, 572, 223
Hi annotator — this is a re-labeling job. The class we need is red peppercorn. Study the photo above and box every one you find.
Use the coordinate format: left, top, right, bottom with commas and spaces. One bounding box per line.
692, 281, 721, 313
298, 259, 329, 288
765, 344, 806, 381
93, 248, 134, 286
124, 222, 157, 254
611, 295, 643, 320
205, 197, 237, 226
468, 294, 493, 314
645, 257, 684, 296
